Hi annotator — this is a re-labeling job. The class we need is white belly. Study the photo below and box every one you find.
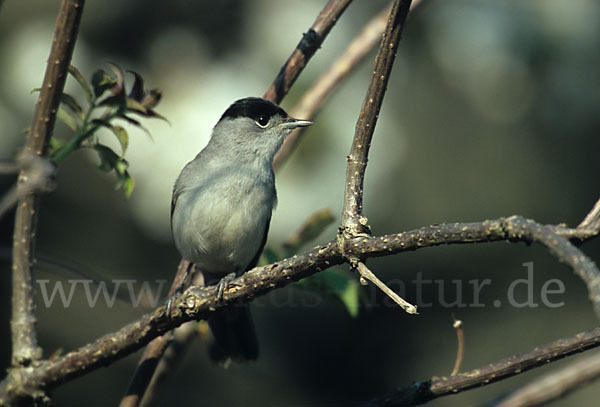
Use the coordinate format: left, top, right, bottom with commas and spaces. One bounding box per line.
172, 168, 275, 276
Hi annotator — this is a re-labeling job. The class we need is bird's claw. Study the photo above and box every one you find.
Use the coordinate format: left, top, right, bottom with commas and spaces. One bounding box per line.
216, 272, 237, 301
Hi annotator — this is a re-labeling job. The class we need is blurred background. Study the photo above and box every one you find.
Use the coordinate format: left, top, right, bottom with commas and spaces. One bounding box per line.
1, 0, 599, 405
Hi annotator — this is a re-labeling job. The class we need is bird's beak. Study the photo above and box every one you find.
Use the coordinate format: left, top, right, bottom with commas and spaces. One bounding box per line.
279, 117, 313, 130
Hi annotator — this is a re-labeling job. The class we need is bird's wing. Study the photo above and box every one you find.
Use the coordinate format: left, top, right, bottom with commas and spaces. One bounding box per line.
246, 214, 271, 271
170, 181, 184, 227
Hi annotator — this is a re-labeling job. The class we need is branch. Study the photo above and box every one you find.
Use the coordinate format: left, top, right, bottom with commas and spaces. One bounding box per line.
0, 153, 56, 220
11, 0, 85, 367
450, 317, 464, 376
334, 0, 416, 312
2, 209, 597, 404
273, 2, 394, 170
363, 327, 600, 407
340, 0, 412, 236
365, 216, 600, 315
493, 350, 600, 407
274, 1, 425, 170
119, 261, 194, 407
356, 261, 417, 314
263, 0, 353, 104
138, 322, 198, 407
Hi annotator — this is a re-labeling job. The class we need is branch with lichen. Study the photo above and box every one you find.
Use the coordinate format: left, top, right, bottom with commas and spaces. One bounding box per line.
362, 326, 600, 407
2, 204, 599, 404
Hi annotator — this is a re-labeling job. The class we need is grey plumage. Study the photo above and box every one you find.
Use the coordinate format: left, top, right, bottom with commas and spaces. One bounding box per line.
170, 97, 311, 363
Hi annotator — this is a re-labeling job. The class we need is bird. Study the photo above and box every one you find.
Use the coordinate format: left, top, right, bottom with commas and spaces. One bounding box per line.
170, 97, 312, 363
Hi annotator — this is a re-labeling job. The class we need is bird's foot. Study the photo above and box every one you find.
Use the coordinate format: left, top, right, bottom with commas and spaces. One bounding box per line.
216, 272, 237, 301
166, 261, 196, 317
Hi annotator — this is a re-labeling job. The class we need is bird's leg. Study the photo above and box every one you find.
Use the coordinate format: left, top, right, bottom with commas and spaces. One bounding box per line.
166, 261, 195, 316
216, 272, 237, 301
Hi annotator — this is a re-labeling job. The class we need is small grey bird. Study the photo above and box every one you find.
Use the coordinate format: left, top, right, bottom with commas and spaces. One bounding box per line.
171, 97, 312, 363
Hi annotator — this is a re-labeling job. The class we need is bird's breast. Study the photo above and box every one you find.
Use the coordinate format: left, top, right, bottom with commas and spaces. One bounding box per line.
172, 166, 275, 275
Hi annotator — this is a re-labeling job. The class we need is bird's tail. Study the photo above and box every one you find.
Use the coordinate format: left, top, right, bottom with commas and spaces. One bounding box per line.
208, 303, 259, 364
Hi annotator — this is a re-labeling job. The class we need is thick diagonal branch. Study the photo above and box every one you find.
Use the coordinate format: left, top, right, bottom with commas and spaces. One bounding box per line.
11, 0, 85, 367
2, 211, 598, 404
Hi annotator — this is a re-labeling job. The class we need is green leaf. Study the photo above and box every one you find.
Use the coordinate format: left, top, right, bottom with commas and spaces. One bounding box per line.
119, 114, 141, 127
68, 65, 93, 104
98, 94, 126, 110
60, 92, 83, 118
57, 106, 79, 131
90, 118, 112, 128
93, 144, 120, 172
338, 278, 360, 317
112, 125, 128, 155
48, 138, 67, 156
106, 63, 125, 97
296, 270, 361, 318
116, 169, 135, 198
91, 69, 117, 98
128, 70, 145, 101
125, 97, 148, 115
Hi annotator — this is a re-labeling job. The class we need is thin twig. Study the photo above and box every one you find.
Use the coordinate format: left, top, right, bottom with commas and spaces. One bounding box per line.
494, 350, 600, 407
450, 316, 464, 376
340, 0, 412, 238
11, 0, 85, 368
356, 262, 417, 314
0, 153, 56, 220
551, 197, 600, 241
363, 327, 600, 407
263, 0, 353, 104
578, 197, 600, 231
273, 2, 393, 170
274, 0, 424, 171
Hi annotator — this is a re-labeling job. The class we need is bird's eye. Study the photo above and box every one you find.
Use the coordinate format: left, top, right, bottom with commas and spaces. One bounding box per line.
255, 115, 269, 128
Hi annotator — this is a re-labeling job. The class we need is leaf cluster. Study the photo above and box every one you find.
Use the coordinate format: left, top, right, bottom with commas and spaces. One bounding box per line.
47, 64, 166, 197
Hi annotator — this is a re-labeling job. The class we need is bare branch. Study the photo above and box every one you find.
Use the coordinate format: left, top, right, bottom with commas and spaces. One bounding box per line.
356, 261, 417, 314
274, 0, 425, 170
340, 0, 412, 237
11, 0, 85, 368
494, 350, 600, 407
365, 216, 600, 315
1, 209, 597, 404
0, 153, 56, 220
138, 322, 198, 407
363, 327, 600, 407
577, 197, 600, 233
273, 2, 393, 170
119, 260, 193, 407
450, 317, 464, 376
263, 0, 353, 104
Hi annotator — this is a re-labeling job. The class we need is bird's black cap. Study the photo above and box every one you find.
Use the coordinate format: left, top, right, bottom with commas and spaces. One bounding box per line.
219, 97, 288, 123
